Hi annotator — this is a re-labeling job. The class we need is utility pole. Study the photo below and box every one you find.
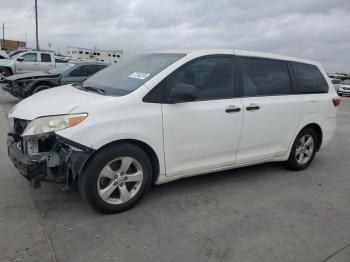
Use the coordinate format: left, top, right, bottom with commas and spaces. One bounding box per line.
35, 0, 39, 50
2, 23, 4, 50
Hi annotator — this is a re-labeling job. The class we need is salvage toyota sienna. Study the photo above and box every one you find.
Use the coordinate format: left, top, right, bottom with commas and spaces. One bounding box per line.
7, 49, 339, 213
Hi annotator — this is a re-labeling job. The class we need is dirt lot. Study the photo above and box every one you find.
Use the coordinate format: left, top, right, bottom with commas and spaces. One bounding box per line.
0, 86, 349, 262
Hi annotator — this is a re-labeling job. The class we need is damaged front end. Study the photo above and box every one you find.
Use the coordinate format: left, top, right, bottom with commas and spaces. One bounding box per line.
7, 118, 94, 189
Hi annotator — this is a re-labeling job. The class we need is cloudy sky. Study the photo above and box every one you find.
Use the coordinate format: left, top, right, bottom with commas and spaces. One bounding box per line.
1, 0, 350, 72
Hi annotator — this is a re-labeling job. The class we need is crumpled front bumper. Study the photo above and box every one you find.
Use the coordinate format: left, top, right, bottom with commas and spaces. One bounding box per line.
7, 133, 95, 188
8, 136, 47, 180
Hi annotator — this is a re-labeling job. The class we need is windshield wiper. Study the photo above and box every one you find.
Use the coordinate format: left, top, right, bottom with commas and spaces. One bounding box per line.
83, 86, 106, 95
74, 82, 106, 95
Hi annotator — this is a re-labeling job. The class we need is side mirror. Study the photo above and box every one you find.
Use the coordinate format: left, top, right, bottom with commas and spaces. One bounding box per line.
17, 57, 24, 62
169, 84, 197, 103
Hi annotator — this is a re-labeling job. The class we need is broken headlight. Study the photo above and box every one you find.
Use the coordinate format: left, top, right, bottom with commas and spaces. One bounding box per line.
21, 113, 88, 137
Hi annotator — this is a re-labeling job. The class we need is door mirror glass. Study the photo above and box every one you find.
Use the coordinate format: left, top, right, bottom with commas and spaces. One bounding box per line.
169, 84, 197, 103
17, 57, 24, 62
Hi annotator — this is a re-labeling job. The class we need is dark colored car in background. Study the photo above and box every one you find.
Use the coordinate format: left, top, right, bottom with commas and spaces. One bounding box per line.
2, 61, 108, 98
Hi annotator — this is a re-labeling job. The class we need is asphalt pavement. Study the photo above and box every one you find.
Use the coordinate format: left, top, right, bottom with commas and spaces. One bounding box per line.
0, 86, 349, 262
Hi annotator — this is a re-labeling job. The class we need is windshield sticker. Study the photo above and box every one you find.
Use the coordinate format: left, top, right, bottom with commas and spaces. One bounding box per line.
128, 72, 151, 80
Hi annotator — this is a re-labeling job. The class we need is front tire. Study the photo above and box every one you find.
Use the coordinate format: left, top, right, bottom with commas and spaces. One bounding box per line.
79, 143, 152, 213
286, 128, 318, 171
0, 67, 11, 81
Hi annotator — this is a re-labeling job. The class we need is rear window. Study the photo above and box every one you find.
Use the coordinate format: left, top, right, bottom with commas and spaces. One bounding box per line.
292, 62, 328, 93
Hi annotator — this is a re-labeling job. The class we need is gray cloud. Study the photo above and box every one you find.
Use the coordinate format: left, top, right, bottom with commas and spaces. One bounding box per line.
1, 0, 350, 72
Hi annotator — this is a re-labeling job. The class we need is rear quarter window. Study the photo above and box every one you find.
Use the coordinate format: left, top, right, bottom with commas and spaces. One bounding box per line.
291, 62, 328, 93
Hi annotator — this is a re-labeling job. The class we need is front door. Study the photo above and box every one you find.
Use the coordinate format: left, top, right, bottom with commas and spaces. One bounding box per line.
236, 56, 304, 164
162, 56, 244, 177
15, 53, 40, 73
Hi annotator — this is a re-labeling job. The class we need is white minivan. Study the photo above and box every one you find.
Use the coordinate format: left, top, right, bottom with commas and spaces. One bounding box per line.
7, 49, 339, 213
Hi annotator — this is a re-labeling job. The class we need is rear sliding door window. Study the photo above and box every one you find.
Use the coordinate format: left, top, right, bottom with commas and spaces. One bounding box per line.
291, 62, 328, 93
239, 57, 291, 96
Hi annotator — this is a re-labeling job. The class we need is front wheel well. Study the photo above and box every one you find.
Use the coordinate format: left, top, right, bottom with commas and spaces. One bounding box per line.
300, 123, 323, 151
81, 139, 160, 184
0, 66, 13, 75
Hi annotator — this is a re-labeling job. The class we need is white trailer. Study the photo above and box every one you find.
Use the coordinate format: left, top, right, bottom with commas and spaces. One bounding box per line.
65, 46, 123, 63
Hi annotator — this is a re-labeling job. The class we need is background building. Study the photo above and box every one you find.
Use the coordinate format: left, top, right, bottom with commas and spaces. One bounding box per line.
65, 46, 123, 63
0, 39, 26, 51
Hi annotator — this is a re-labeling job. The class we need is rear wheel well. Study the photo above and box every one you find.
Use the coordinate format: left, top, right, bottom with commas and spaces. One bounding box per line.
81, 139, 160, 184
301, 123, 323, 151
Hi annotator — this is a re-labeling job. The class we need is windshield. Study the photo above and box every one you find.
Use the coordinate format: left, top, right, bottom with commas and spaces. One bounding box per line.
82, 53, 186, 96
342, 80, 350, 85
48, 63, 76, 74
9, 50, 25, 58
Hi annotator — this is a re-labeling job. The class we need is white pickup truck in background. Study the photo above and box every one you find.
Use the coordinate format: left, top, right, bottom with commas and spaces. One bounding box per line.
0, 51, 64, 81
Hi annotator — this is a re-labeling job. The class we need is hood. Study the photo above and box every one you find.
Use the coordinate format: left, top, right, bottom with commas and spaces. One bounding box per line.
9, 85, 110, 120
6, 72, 58, 81
0, 59, 14, 66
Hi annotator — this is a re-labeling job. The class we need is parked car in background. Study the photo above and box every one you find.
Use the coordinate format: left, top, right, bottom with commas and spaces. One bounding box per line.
0, 51, 67, 80
3, 61, 108, 98
338, 79, 350, 96
0, 50, 10, 59
331, 78, 342, 92
7, 49, 338, 213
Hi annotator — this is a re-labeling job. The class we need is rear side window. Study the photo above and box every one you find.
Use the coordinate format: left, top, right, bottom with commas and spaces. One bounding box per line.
239, 57, 291, 96
69, 65, 92, 77
291, 62, 328, 93
95, 65, 108, 72
41, 53, 51, 62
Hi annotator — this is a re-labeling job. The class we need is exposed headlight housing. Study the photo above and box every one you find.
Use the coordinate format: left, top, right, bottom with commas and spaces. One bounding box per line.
22, 113, 88, 137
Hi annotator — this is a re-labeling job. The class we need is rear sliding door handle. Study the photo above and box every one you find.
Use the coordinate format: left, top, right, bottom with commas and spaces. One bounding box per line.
246, 104, 260, 111
225, 106, 241, 113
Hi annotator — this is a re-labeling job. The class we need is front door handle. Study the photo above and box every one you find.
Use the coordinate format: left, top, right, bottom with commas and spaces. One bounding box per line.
225, 106, 241, 113
246, 104, 260, 111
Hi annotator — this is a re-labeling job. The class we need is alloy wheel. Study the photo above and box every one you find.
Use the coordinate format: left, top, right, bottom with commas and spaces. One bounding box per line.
295, 134, 314, 165
97, 156, 144, 205
0, 70, 8, 81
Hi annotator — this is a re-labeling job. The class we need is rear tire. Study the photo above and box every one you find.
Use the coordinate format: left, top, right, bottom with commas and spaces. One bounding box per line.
0, 67, 11, 81
78, 143, 152, 213
286, 128, 318, 171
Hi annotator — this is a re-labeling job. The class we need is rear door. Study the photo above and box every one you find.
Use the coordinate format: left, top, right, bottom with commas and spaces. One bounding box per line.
15, 52, 40, 73
236, 57, 304, 164
39, 53, 55, 72
161, 55, 244, 177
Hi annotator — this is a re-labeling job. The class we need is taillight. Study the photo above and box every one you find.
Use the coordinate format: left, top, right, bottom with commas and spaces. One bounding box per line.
332, 97, 341, 107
